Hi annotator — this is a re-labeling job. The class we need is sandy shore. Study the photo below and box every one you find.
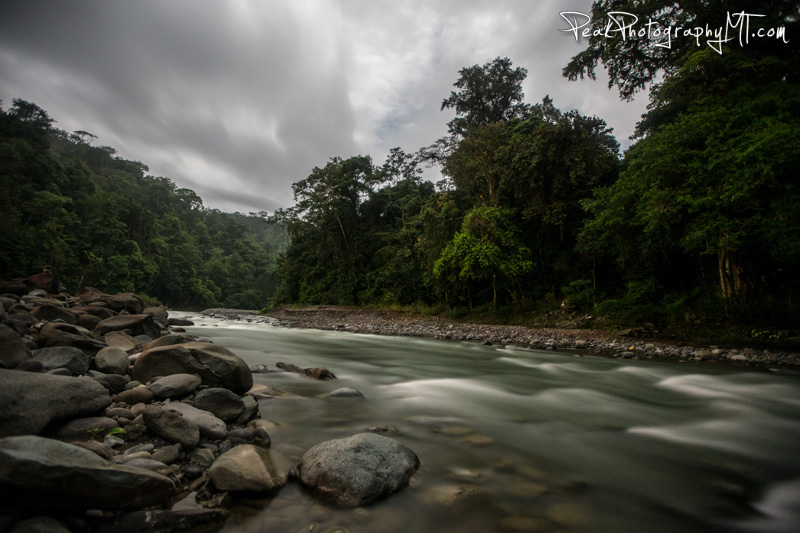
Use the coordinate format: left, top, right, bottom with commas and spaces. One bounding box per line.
199, 306, 800, 369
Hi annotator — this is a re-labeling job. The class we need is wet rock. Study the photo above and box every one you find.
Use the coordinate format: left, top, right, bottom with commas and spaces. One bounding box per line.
293, 433, 419, 507
277, 362, 336, 380
77, 288, 144, 315
227, 428, 254, 444
208, 445, 285, 493
163, 402, 228, 440
132, 342, 252, 394
149, 373, 202, 399
168, 317, 195, 326
0, 370, 112, 438
32, 346, 91, 375
191, 447, 216, 468
193, 388, 244, 423
95, 346, 130, 375
142, 405, 200, 450
89, 508, 230, 533
236, 395, 259, 424
0, 435, 175, 510
142, 335, 189, 351
36, 323, 107, 354
71, 440, 115, 461
326, 387, 364, 398
124, 458, 174, 477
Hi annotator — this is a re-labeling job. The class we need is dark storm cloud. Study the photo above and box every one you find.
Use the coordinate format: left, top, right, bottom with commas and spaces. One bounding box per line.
0, 0, 646, 213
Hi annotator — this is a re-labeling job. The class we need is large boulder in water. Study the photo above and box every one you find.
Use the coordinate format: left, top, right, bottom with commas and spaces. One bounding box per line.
208, 444, 285, 493
0, 435, 175, 510
0, 369, 112, 438
132, 342, 252, 394
292, 433, 420, 506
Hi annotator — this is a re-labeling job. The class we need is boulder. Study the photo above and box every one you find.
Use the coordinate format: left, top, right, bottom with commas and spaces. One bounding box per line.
94, 314, 160, 340
0, 435, 175, 510
77, 313, 102, 330
163, 402, 227, 440
51, 416, 119, 441
293, 433, 420, 506
143, 335, 188, 351
208, 445, 285, 493
276, 362, 336, 380
89, 508, 230, 533
0, 370, 112, 437
94, 346, 130, 375
72, 305, 117, 320
132, 342, 252, 394
0, 280, 27, 296
92, 373, 130, 393
149, 373, 202, 398
30, 303, 77, 325
104, 330, 140, 352
115, 385, 154, 405
193, 388, 245, 422
32, 346, 91, 375
35, 323, 107, 354
123, 458, 173, 477
0, 324, 31, 369
77, 287, 144, 314
25, 271, 59, 293
168, 317, 194, 326
142, 406, 200, 450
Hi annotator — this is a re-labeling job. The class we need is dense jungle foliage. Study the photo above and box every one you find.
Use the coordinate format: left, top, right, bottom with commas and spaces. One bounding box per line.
274, 0, 800, 337
0, 100, 285, 309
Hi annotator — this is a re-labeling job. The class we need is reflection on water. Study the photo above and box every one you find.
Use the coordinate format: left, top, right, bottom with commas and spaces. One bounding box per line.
175, 313, 800, 532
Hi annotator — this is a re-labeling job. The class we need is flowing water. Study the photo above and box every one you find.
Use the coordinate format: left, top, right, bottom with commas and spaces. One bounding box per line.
174, 313, 800, 533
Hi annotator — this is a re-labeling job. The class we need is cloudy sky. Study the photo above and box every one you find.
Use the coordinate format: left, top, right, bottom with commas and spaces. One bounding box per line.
0, 0, 646, 214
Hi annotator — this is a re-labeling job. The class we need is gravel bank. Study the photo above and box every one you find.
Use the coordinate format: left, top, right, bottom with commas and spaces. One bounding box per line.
201, 307, 800, 369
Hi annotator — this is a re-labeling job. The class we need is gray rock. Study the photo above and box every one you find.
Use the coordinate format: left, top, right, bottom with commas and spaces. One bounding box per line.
193, 388, 245, 422
163, 402, 227, 440
104, 330, 139, 352
208, 444, 285, 493
94, 314, 160, 339
227, 428, 254, 444
0, 324, 31, 369
143, 406, 199, 450
326, 387, 365, 398
132, 342, 252, 394
124, 458, 174, 477
293, 433, 420, 506
89, 508, 229, 533
35, 323, 107, 354
236, 394, 259, 424
191, 447, 216, 468
115, 385, 154, 405
51, 416, 119, 441
0, 435, 175, 510
0, 370, 112, 438
71, 439, 115, 460
150, 445, 180, 465
95, 346, 130, 375
93, 373, 130, 393
31, 303, 77, 325
32, 346, 91, 375
149, 373, 202, 398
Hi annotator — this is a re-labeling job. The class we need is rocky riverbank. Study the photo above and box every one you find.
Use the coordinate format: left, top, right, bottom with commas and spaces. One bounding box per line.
0, 273, 419, 532
253, 306, 800, 368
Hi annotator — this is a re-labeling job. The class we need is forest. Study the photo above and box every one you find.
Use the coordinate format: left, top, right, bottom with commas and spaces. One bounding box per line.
0, 100, 285, 309
272, 1, 800, 340
1, 0, 798, 343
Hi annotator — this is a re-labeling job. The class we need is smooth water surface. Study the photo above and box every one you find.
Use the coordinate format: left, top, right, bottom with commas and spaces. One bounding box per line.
174, 313, 800, 532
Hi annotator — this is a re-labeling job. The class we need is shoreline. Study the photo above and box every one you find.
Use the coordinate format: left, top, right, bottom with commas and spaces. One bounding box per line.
199, 306, 800, 369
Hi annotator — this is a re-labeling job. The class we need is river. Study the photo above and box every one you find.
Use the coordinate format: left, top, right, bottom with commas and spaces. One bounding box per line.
174, 313, 800, 533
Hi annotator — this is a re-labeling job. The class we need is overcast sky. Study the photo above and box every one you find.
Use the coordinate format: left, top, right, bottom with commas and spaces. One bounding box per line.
0, 0, 647, 214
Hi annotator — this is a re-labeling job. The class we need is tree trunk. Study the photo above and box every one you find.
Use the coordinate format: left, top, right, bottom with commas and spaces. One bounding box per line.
718, 248, 744, 308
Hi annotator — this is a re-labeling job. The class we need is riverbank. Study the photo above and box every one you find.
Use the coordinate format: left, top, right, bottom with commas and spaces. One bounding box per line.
201, 306, 800, 368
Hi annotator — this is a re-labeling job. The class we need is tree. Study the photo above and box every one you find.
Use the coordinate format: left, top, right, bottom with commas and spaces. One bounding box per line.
434, 207, 532, 308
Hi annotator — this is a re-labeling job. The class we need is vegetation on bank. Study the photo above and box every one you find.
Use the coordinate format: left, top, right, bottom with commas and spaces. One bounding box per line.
0, 100, 285, 309
2, 1, 798, 348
